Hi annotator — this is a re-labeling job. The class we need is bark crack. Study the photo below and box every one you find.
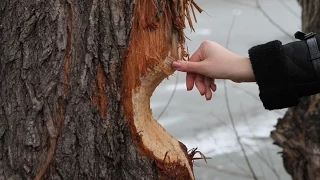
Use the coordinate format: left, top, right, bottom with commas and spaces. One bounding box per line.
35, 0, 73, 179
63, 0, 73, 97
93, 63, 107, 118
25, 81, 43, 112
0, 106, 8, 139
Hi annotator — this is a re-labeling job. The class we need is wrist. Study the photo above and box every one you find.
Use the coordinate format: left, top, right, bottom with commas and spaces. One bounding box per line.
230, 57, 255, 83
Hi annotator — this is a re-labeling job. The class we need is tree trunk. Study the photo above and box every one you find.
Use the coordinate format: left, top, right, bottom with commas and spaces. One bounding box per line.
0, 0, 199, 179
271, 1, 320, 180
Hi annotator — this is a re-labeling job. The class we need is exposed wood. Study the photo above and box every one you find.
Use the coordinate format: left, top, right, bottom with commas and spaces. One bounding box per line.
0, 0, 201, 179
123, 1, 204, 179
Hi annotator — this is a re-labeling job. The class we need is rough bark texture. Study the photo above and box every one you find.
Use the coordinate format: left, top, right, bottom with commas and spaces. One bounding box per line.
0, 0, 198, 179
271, 1, 320, 180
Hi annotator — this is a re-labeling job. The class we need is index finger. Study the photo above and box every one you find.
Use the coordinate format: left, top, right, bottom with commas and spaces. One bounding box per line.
189, 46, 203, 62
186, 47, 203, 90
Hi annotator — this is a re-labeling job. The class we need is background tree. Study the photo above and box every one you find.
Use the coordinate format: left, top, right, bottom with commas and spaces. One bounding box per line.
0, 0, 201, 179
271, 0, 320, 179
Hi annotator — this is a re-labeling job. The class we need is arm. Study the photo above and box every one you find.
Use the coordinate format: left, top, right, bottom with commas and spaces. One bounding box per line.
172, 32, 320, 110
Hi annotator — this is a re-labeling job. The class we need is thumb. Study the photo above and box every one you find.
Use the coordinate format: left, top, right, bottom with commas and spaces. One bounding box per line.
172, 60, 204, 74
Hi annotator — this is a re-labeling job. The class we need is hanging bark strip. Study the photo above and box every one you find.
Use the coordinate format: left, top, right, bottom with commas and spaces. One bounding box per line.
123, 0, 201, 179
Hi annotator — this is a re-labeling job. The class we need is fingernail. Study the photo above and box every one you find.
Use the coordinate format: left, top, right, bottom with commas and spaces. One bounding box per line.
172, 61, 181, 68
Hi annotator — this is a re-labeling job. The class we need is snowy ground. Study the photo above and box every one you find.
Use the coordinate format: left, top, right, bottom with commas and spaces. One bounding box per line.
151, 0, 301, 179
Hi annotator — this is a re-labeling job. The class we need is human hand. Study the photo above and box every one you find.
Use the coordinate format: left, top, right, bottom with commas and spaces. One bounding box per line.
172, 41, 255, 100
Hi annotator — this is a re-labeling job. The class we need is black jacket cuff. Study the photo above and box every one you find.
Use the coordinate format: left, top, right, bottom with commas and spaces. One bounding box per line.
249, 40, 299, 110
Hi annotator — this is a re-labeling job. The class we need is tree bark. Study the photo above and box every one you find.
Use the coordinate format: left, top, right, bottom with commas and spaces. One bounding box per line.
0, 0, 199, 179
271, 1, 320, 180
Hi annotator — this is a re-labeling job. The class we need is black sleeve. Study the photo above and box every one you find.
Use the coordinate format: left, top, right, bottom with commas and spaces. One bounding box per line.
248, 35, 320, 110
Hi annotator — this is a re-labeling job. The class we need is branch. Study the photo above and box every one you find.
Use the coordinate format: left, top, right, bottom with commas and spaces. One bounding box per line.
278, 0, 300, 18
255, 0, 295, 40
240, 105, 281, 180
224, 13, 258, 180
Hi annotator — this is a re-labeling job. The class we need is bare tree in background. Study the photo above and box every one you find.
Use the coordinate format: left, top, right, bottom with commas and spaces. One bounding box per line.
0, 0, 200, 179
272, 0, 320, 179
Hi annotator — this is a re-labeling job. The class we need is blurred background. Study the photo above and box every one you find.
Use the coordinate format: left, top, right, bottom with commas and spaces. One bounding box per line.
151, 0, 301, 179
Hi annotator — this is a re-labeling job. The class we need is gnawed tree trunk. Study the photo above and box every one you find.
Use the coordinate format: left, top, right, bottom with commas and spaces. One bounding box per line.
271, 1, 320, 180
0, 0, 200, 179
